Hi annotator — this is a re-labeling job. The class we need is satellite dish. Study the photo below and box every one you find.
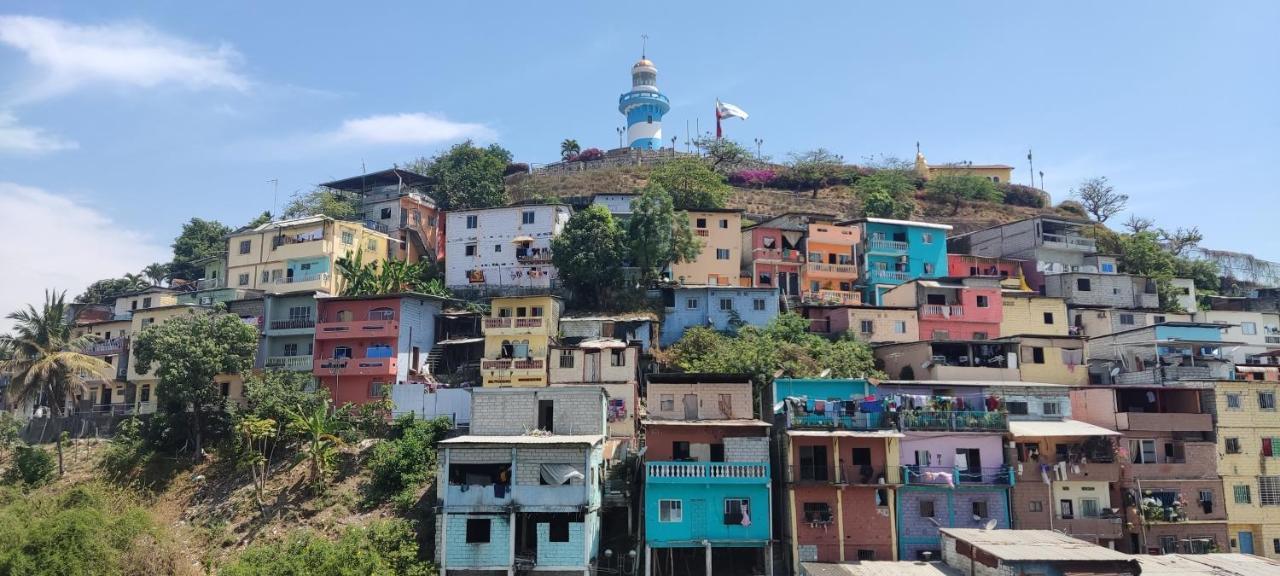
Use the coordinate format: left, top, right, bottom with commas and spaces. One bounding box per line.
983, 519, 998, 531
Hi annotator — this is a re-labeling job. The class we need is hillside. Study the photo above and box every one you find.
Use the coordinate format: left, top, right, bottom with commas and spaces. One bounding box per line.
506, 163, 1077, 234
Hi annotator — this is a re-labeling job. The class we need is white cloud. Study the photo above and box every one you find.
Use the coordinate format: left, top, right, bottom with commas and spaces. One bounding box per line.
325, 113, 495, 146
0, 182, 168, 333
0, 110, 76, 153
0, 15, 248, 101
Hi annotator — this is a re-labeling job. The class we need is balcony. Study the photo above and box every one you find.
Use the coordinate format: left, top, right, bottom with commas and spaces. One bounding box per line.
645, 462, 770, 484
694, 229, 710, 237
515, 318, 544, 329
1114, 366, 1215, 386
1014, 460, 1120, 484
268, 318, 316, 331
264, 355, 313, 371
483, 316, 549, 335
788, 412, 890, 431
193, 277, 226, 290
516, 248, 553, 264
868, 239, 909, 255
314, 319, 397, 340
1054, 516, 1125, 540
269, 272, 331, 290
484, 317, 511, 329
921, 304, 966, 318
868, 269, 912, 283
313, 356, 397, 377
786, 464, 900, 486
902, 465, 1013, 486
802, 290, 860, 305
1114, 412, 1213, 432
83, 338, 124, 356
752, 248, 804, 263
480, 358, 546, 371
1126, 443, 1219, 480
899, 410, 1007, 432
806, 262, 858, 277
1041, 233, 1096, 252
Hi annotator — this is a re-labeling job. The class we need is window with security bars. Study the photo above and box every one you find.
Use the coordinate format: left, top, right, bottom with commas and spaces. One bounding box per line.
1260, 476, 1280, 506
1234, 485, 1252, 504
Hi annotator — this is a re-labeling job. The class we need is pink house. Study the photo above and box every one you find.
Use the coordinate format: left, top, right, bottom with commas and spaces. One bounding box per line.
881, 277, 1003, 341
946, 254, 1027, 286
741, 214, 822, 298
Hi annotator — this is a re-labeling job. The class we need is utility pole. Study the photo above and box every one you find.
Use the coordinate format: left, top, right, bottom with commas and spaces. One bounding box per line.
1039, 171, 1045, 190
268, 178, 278, 220
617, 126, 625, 149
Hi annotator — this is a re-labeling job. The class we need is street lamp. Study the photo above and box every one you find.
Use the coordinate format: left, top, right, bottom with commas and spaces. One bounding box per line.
753, 137, 764, 160
617, 127, 625, 149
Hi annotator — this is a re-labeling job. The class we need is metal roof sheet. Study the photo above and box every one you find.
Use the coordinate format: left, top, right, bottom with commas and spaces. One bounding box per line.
439, 434, 604, 446
1138, 554, 1280, 576
1008, 419, 1121, 438
800, 561, 963, 576
939, 529, 1134, 562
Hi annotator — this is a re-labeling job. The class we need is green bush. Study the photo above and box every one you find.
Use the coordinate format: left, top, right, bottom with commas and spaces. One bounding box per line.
7, 445, 55, 487
221, 519, 433, 576
1001, 184, 1046, 208
363, 415, 453, 510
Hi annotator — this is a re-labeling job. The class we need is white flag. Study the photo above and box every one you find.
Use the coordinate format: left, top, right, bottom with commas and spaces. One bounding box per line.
716, 100, 749, 121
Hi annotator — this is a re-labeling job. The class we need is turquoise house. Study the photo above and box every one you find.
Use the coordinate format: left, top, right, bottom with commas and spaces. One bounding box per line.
843, 218, 952, 305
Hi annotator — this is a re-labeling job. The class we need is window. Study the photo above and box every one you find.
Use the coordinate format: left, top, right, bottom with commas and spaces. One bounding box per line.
685, 298, 698, 310
1243, 322, 1258, 335
972, 500, 989, 518
716, 248, 731, 260
531, 306, 544, 317
1030, 347, 1046, 364
1235, 484, 1252, 504
757, 273, 772, 286
1076, 278, 1092, 291
559, 349, 575, 369
1029, 501, 1043, 512
142, 297, 152, 309
1119, 313, 1135, 326
1261, 391, 1277, 410
719, 219, 729, 229
753, 298, 766, 311
923, 263, 934, 275
333, 346, 352, 359
261, 271, 270, 284
921, 232, 934, 244
1006, 401, 1029, 415
465, 215, 478, 229
1043, 312, 1054, 324
548, 518, 570, 542
894, 321, 908, 334
660, 394, 674, 411
803, 503, 832, 523
919, 500, 936, 518
696, 218, 707, 228
369, 382, 386, 398
380, 207, 393, 219
522, 211, 535, 224
1153, 315, 1166, 324
723, 498, 748, 524
465, 519, 490, 543
220, 382, 231, 397
1043, 402, 1060, 416
1227, 393, 1242, 409
932, 330, 950, 340
1130, 439, 1157, 464
659, 500, 682, 522
860, 320, 875, 334
1226, 438, 1241, 454
239, 240, 252, 254
1080, 498, 1100, 518
1265, 438, 1278, 457
284, 343, 299, 357
465, 244, 477, 256
798, 445, 829, 481
611, 349, 627, 367
719, 298, 733, 311
140, 385, 151, 403
1274, 539, 1280, 554
1262, 477, 1280, 506
238, 273, 249, 286
976, 295, 989, 308
972, 332, 988, 340
341, 231, 354, 245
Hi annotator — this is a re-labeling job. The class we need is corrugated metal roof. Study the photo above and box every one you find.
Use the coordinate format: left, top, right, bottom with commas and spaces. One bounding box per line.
1008, 419, 1121, 438
1138, 554, 1280, 576
440, 434, 604, 446
800, 561, 963, 576
939, 529, 1134, 562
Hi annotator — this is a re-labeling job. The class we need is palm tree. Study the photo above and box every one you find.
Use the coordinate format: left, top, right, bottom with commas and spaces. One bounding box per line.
141, 263, 169, 287
122, 273, 149, 290
0, 290, 111, 475
285, 401, 344, 490
560, 139, 581, 161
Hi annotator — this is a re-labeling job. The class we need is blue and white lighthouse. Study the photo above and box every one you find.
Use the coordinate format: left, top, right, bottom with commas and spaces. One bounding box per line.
618, 55, 670, 150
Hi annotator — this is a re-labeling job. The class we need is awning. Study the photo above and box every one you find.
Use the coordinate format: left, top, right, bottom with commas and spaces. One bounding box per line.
1008, 419, 1120, 438
512, 235, 534, 243
1235, 366, 1276, 373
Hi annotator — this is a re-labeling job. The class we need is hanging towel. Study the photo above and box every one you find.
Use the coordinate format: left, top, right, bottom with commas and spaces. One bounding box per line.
539, 464, 584, 486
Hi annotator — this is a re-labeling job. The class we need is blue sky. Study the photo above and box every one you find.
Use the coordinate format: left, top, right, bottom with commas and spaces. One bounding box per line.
1, 1, 1277, 316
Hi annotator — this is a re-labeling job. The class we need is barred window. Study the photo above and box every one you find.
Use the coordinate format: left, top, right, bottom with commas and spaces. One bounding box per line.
1260, 476, 1280, 506
1234, 485, 1252, 504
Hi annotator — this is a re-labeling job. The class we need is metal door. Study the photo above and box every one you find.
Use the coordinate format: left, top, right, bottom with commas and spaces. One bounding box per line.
1239, 531, 1255, 555
689, 499, 707, 539
683, 394, 699, 420
586, 351, 602, 382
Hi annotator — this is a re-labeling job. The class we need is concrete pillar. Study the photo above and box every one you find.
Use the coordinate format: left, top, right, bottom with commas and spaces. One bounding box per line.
645, 545, 651, 576
836, 488, 846, 562
767, 544, 775, 576
704, 541, 712, 576
440, 511, 448, 575
509, 510, 516, 576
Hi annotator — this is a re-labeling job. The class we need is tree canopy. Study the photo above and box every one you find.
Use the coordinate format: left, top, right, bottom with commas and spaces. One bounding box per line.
552, 205, 627, 309
75, 277, 149, 305
648, 158, 731, 210
419, 140, 512, 210
281, 189, 360, 221
168, 218, 232, 283
694, 137, 752, 170
786, 149, 844, 198
924, 173, 1002, 215
626, 183, 702, 283
854, 170, 917, 219
1072, 176, 1127, 223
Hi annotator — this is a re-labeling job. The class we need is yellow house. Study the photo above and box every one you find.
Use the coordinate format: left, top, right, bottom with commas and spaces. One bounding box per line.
1001, 335, 1088, 386
670, 208, 742, 286
112, 286, 179, 318
1213, 379, 1280, 558
225, 215, 392, 295
1001, 291, 1070, 336
71, 318, 133, 414
914, 149, 1013, 184
126, 305, 251, 413
481, 295, 562, 387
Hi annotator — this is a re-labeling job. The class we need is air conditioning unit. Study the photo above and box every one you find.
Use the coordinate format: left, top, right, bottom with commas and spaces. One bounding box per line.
200, 296, 213, 306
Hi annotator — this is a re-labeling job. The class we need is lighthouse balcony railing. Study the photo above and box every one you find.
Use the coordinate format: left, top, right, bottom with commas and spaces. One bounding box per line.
618, 92, 669, 106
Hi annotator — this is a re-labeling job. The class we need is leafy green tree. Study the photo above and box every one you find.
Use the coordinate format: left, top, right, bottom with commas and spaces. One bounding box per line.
364, 415, 453, 510
131, 308, 259, 460
285, 400, 345, 491
281, 188, 361, 221
75, 277, 148, 305
222, 519, 433, 576
854, 170, 917, 219
786, 149, 844, 198
244, 210, 273, 229
552, 205, 626, 308
1072, 176, 1127, 222
1, 290, 111, 474
694, 136, 752, 170
560, 138, 581, 161
649, 157, 731, 210
168, 217, 232, 282
925, 173, 1002, 215
626, 184, 702, 283
422, 140, 512, 210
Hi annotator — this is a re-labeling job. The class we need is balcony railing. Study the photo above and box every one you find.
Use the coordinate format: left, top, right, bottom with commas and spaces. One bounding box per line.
899, 410, 1007, 432
1041, 233, 1096, 251
869, 269, 912, 282
269, 318, 315, 330
516, 248, 553, 263
313, 356, 396, 376
902, 465, 1013, 486
1054, 516, 1125, 539
752, 248, 804, 263
314, 319, 397, 340
480, 358, 546, 371
786, 464, 898, 485
264, 355, 313, 371
694, 229, 710, 237
618, 91, 670, 106
83, 338, 124, 355
1115, 411, 1213, 432
789, 412, 889, 431
921, 304, 965, 318
868, 239, 909, 254
271, 272, 330, 285
194, 277, 226, 290
806, 262, 858, 276
646, 461, 769, 483
484, 317, 512, 329
1114, 366, 1214, 385
515, 318, 543, 328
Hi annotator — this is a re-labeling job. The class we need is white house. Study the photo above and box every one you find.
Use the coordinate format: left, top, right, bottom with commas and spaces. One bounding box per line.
444, 204, 573, 292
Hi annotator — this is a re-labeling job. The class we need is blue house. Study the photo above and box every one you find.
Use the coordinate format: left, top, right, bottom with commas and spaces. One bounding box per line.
437, 388, 607, 576
642, 374, 773, 576
842, 218, 952, 305
657, 286, 780, 347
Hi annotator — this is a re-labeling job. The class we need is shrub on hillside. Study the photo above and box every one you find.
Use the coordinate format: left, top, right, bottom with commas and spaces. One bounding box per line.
363, 415, 453, 511
6, 445, 55, 487
576, 148, 605, 162
1057, 200, 1088, 218
220, 519, 432, 576
1002, 184, 1046, 208
503, 162, 530, 176
727, 169, 776, 188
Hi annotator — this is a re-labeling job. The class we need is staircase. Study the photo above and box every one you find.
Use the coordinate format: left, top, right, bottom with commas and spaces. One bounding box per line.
424, 344, 446, 374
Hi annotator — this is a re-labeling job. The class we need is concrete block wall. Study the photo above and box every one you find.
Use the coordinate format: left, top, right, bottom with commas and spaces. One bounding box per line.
536, 522, 585, 567
725, 436, 769, 462
443, 513, 511, 568
646, 382, 754, 420
515, 446, 588, 486
449, 447, 511, 464
470, 388, 605, 436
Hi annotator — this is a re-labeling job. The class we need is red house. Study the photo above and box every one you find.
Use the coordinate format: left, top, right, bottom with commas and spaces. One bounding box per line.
881, 277, 1003, 341
946, 254, 1027, 288
312, 293, 446, 406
